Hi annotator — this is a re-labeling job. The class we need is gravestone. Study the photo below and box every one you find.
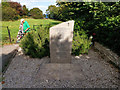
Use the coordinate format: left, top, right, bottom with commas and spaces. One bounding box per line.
50, 20, 74, 63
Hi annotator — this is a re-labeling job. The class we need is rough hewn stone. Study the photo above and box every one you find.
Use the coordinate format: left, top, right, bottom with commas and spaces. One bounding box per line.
50, 20, 74, 63
94, 42, 120, 68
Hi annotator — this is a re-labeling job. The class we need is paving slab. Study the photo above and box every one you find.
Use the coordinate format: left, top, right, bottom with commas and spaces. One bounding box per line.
0, 44, 19, 73
0, 44, 19, 55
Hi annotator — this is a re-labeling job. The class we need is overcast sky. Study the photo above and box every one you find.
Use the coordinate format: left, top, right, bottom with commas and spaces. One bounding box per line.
2, 0, 57, 14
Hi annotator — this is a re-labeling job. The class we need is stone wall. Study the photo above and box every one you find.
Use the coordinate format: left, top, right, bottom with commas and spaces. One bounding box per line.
94, 42, 120, 68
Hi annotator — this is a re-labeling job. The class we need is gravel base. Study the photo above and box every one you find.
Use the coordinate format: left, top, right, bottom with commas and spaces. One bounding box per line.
2, 48, 120, 88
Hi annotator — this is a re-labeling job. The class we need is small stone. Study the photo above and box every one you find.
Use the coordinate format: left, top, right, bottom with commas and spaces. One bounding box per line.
75, 56, 80, 59
86, 56, 90, 59
46, 80, 48, 83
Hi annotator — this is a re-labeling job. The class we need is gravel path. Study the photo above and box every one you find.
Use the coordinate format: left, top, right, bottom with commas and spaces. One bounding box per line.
2, 48, 120, 88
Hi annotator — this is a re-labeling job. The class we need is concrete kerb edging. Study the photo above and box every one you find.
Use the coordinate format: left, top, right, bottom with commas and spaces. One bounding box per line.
94, 42, 120, 69
2, 46, 19, 74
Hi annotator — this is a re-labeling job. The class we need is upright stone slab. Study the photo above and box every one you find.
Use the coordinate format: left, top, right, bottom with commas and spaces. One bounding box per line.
50, 20, 74, 63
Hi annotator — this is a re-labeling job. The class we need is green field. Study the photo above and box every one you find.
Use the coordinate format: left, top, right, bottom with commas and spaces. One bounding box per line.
1, 19, 61, 44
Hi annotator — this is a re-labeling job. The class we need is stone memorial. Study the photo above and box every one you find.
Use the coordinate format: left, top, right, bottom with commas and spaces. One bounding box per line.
50, 20, 74, 63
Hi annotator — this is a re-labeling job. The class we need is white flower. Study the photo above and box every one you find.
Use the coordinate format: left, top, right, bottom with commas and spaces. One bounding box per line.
90, 36, 93, 39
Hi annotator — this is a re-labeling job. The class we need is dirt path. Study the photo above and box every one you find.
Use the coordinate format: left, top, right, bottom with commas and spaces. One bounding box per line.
2, 48, 120, 88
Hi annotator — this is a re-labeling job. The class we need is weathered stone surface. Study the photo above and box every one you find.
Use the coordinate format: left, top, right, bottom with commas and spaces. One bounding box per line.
0, 44, 19, 73
94, 42, 120, 68
50, 20, 74, 63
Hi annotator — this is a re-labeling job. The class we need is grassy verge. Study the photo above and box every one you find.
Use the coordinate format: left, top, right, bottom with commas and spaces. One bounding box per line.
1, 19, 61, 45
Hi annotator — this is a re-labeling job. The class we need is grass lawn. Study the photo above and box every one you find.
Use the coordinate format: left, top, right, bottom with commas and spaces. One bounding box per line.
1, 19, 61, 45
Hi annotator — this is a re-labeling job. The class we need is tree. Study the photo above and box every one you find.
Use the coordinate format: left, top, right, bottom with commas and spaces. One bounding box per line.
56, 1, 120, 56
2, 7, 20, 21
8, 2, 24, 16
29, 8, 43, 19
46, 5, 59, 19
23, 5, 29, 16
1, 2, 20, 21
1, 2, 10, 8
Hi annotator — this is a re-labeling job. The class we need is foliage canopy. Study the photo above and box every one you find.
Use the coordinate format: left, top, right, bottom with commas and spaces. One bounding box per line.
47, 2, 120, 56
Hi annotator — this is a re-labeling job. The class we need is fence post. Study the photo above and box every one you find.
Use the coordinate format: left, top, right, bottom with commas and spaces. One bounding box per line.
40, 24, 42, 28
7, 26, 11, 43
33, 25, 35, 31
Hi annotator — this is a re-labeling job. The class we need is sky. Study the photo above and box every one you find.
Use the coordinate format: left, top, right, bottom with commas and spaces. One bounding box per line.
7, 0, 57, 14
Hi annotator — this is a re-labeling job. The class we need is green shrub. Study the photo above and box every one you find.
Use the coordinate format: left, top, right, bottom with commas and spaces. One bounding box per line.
94, 16, 120, 55
29, 8, 44, 19
20, 25, 50, 58
20, 23, 92, 58
53, 2, 120, 56
72, 30, 92, 56
2, 7, 20, 21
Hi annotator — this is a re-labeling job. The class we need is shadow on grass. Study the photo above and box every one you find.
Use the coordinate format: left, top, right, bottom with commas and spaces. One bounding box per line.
50, 22, 61, 26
